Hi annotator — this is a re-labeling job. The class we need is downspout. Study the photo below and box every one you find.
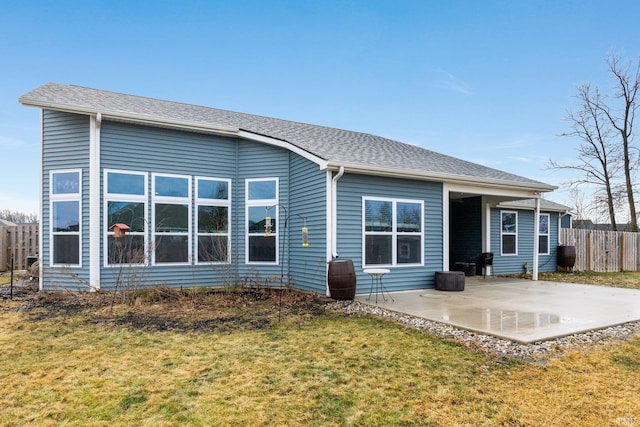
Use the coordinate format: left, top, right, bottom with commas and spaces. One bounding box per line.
532, 197, 540, 281
331, 166, 345, 259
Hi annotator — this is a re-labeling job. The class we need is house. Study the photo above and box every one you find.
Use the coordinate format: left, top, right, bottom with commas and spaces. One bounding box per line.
20, 82, 565, 293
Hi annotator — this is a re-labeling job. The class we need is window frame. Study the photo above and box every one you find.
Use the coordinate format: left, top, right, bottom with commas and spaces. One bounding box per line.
500, 210, 518, 256
362, 196, 424, 268
245, 177, 279, 265
195, 176, 231, 265
152, 172, 192, 266
103, 169, 148, 267
50, 169, 82, 267
538, 213, 550, 255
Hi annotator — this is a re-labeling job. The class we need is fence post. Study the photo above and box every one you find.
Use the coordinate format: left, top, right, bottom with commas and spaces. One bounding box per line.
620, 233, 625, 272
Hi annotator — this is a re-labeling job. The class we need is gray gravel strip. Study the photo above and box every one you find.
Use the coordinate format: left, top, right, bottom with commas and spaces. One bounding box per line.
326, 300, 640, 362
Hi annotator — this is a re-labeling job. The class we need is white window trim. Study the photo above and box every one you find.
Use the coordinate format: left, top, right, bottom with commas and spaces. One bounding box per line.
245, 177, 279, 265
50, 169, 82, 267
103, 169, 148, 268
501, 210, 518, 256
362, 196, 424, 268
152, 172, 192, 266
539, 213, 550, 255
195, 176, 231, 265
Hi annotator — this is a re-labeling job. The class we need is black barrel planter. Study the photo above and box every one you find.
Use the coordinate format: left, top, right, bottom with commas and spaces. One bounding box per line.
328, 259, 357, 300
557, 245, 576, 270
435, 271, 465, 291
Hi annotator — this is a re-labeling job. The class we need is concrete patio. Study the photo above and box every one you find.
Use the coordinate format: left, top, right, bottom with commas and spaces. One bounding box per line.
354, 277, 640, 343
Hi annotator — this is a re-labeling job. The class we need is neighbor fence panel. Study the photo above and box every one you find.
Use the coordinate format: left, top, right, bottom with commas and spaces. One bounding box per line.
0, 223, 39, 271
560, 228, 640, 272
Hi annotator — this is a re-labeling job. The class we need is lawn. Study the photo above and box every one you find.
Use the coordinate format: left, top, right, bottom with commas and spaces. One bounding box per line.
539, 270, 640, 289
1, 276, 640, 426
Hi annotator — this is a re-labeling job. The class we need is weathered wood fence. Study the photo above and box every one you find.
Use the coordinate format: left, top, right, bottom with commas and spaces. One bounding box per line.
560, 228, 640, 272
0, 222, 39, 271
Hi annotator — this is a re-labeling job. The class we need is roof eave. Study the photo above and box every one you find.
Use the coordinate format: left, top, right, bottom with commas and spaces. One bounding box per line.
19, 97, 240, 136
19, 97, 330, 168
327, 162, 557, 193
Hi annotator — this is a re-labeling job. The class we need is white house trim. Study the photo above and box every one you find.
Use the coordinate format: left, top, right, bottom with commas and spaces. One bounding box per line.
532, 198, 541, 281
89, 114, 101, 290
442, 183, 450, 271
238, 131, 328, 170
39, 110, 44, 291
327, 163, 557, 194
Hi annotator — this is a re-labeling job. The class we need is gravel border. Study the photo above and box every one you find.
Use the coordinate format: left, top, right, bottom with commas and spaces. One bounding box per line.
326, 300, 640, 362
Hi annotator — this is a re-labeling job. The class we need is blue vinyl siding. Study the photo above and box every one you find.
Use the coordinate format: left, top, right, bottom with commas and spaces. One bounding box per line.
236, 140, 290, 282
288, 154, 327, 293
100, 121, 238, 289
336, 174, 443, 292
491, 208, 560, 274
42, 110, 90, 290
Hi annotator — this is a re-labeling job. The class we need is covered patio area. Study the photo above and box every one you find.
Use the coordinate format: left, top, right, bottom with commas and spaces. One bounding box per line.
355, 277, 640, 343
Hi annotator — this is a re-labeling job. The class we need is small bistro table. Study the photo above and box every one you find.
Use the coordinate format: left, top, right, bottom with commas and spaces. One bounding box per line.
363, 268, 393, 303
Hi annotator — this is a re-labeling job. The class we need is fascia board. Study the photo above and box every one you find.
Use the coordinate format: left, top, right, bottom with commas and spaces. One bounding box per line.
19, 98, 239, 136
237, 130, 329, 169
327, 162, 557, 193
496, 202, 569, 213
20, 97, 330, 170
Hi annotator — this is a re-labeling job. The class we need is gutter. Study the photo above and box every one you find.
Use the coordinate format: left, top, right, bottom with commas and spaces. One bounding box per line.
326, 162, 557, 193
19, 98, 331, 170
19, 98, 240, 136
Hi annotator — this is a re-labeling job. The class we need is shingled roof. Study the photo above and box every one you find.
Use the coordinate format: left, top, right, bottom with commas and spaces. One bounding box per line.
20, 82, 555, 191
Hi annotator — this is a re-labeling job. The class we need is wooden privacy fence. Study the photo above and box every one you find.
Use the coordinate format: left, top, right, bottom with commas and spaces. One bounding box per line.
560, 228, 640, 272
0, 222, 39, 271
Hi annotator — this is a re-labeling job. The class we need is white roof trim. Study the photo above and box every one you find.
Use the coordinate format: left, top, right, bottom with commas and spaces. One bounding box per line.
497, 201, 570, 213
328, 162, 557, 193
19, 98, 239, 135
20, 97, 330, 169
237, 130, 328, 169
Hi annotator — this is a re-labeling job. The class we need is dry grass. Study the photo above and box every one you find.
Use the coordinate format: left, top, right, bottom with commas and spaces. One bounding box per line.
539, 271, 640, 289
1, 285, 640, 426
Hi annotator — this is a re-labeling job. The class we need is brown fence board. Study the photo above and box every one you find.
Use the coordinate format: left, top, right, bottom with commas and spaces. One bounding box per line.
0, 223, 39, 271
560, 229, 640, 272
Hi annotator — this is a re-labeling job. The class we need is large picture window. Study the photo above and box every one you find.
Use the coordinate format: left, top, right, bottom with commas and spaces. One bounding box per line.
246, 178, 278, 263
363, 197, 423, 267
105, 170, 147, 266
501, 211, 517, 255
196, 177, 231, 264
50, 169, 81, 266
538, 213, 550, 255
153, 173, 191, 265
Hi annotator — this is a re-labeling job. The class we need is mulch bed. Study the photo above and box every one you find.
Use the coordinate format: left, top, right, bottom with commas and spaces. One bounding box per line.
1, 281, 332, 333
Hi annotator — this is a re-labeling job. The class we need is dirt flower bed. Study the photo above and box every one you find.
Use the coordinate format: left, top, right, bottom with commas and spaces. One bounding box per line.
3, 282, 331, 333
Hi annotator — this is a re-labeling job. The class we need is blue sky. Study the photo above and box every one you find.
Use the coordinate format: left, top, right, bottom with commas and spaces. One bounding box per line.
1, 0, 638, 216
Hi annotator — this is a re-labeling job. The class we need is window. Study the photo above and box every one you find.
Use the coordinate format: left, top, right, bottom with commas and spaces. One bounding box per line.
501, 211, 517, 255
153, 173, 191, 264
196, 177, 231, 264
50, 170, 81, 266
363, 197, 423, 267
246, 178, 278, 263
538, 213, 550, 255
105, 170, 147, 266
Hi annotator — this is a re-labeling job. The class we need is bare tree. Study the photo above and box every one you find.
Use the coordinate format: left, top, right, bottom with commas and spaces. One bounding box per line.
0, 209, 38, 223
599, 54, 640, 231
551, 54, 640, 230
550, 83, 622, 229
